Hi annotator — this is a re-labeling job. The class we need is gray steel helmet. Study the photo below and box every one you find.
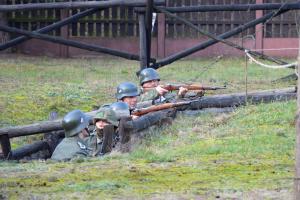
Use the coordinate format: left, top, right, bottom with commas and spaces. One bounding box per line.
139, 68, 160, 86
62, 110, 90, 137
115, 82, 140, 100
93, 107, 119, 127
110, 102, 130, 119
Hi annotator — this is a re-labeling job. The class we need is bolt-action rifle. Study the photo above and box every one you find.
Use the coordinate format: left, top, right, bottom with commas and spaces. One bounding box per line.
160, 84, 226, 91
143, 84, 226, 92
132, 101, 194, 116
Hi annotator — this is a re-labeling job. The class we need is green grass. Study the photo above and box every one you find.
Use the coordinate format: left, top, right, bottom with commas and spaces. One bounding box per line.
0, 55, 297, 199
0, 55, 295, 127
0, 101, 295, 199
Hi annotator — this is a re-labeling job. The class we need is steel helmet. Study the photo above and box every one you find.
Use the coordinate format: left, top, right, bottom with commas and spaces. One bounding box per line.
62, 110, 90, 137
115, 82, 140, 100
93, 108, 119, 127
139, 68, 160, 86
110, 102, 130, 119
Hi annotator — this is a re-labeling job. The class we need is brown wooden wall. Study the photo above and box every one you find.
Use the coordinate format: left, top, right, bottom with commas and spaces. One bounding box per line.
0, 0, 299, 58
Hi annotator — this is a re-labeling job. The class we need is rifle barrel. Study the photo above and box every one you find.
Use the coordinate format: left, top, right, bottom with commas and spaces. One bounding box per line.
162, 84, 226, 91
132, 101, 191, 116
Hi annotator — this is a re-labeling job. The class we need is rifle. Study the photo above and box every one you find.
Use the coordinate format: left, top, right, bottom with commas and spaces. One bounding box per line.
132, 101, 194, 116
160, 84, 226, 91
142, 84, 226, 92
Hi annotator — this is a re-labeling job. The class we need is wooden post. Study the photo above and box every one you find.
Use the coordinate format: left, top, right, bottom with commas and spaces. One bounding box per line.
0, 134, 11, 159
119, 117, 132, 144
118, 117, 132, 153
157, 13, 165, 58
100, 124, 114, 154
255, 0, 264, 53
294, 16, 300, 199
138, 12, 147, 70
60, 9, 69, 58
0, 0, 9, 53
145, 0, 153, 66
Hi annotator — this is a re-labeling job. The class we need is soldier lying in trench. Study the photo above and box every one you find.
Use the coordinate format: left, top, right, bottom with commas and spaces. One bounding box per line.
51, 110, 92, 161
138, 68, 205, 103
88, 102, 130, 156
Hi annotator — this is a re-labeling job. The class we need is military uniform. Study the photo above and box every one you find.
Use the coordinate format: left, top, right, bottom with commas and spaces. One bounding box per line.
51, 137, 92, 161
139, 88, 177, 104
138, 68, 178, 104
89, 106, 126, 156
87, 129, 120, 156
51, 109, 91, 161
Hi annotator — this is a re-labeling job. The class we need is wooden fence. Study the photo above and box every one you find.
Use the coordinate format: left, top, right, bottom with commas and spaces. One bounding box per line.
1, 0, 299, 57
6, 0, 298, 38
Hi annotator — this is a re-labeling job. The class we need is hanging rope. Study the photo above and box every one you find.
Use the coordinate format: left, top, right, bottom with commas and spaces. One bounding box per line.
245, 50, 297, 69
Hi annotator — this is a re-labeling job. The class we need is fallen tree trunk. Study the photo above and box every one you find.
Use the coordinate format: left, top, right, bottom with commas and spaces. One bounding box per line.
9, 140, 50, 160
188, 87, 296, 110
0, 88, 296, 139
0, 110, 98, 138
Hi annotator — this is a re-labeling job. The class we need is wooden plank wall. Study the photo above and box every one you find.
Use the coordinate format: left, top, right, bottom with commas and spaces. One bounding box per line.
165, 0, 256, 39
5, 0, 298, 38
263, 0, 298, 38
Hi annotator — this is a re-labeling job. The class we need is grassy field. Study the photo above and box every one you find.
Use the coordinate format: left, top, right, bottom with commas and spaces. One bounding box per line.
0, 55, 297, 199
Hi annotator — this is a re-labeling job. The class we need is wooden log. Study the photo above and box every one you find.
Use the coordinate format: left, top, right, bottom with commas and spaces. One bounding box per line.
145, 0, 153, 67
138, 13, 147, 70
188, 88, 296, 110
0, 110, 97, 138
0, 7, 101, 51
119, 117, 133, 144
159, 2, 300, 13
0, 88, 296, 138
0, 134, 11, 159
155, 6, 289, 67
44, 112, 64, 155
0, 24, 152, 62
0, 0, 9, 53
10, 140, 50, 160
151, 9, 288, 69
272, 73, 298, 83
130, 110, 170, 132
0, 0, 166, 12
100, 124, 114, 154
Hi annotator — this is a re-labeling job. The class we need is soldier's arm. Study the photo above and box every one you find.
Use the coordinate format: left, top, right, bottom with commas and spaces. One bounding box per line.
138, 88, 160, 102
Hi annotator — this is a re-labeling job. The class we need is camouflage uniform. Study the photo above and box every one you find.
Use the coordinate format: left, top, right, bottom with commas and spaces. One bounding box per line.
89, 106, 128, 156
138, 68, 177, 104
139, 88, 176, 104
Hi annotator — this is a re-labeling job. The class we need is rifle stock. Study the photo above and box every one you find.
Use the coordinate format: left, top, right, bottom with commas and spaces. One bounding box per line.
132, 101, 191, 116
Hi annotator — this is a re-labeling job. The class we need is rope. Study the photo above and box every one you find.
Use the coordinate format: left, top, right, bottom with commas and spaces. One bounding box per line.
251, 47, 300, 51
245, 50, 297, 69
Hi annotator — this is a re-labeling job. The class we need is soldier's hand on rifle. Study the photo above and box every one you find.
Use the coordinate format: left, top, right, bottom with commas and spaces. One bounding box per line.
178, 87, 188, 97
195, 89, 205, 97
131, 114, 139, 120
156, 85, 169, 95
